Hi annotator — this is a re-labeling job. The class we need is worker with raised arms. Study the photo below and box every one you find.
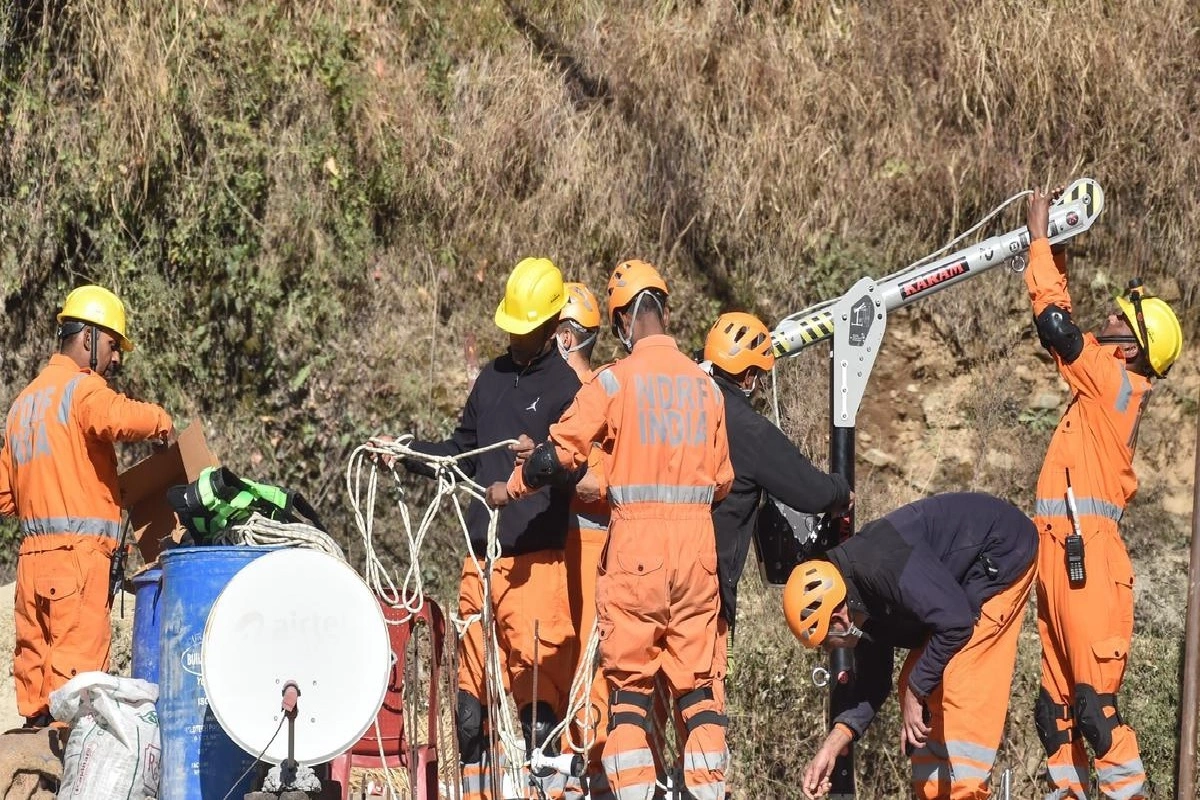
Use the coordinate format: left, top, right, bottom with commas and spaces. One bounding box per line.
1024, 186, 1182, 800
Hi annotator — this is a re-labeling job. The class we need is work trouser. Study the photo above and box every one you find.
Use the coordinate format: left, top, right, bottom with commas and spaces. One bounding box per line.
14, 535, 114, 719
902, 560, 1036, 800
563, 525, 615, 800
1037, 525, 1145, 800
457, 551, 575, 800
644, 615, 729, 794
597, 521, 727, 800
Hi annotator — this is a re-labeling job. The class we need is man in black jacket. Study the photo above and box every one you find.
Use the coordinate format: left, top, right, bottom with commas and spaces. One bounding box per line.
789, 492, 1036, 800
703, 311, 853, 634
389, 257, 582, 797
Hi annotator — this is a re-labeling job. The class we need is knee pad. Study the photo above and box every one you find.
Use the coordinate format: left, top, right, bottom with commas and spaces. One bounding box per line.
1033, 688, 1073, 756
1035, 304, 1084, 363
1074, 684, 1121, 758
520, 701, 561, 777
678, 686, 728, 734
607, 689, 652, 734
523, 441, 570, 488
457, 690, 486, 763
520, 701, 561, 755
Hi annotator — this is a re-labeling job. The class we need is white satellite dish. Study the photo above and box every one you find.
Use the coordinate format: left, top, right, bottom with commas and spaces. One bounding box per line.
201, 548, 391, 765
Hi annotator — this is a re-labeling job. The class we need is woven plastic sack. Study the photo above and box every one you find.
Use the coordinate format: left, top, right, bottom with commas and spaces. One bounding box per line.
50, 672, 161, 799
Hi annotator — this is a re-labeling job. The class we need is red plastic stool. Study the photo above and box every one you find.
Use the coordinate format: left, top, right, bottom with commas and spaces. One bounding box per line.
328, 598, 446, 799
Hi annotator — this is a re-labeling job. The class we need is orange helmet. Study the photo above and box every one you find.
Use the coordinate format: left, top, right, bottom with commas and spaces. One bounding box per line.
704, 312, 775, 375
783, 560, 846, 648
561, 282, 602, 330
606, 260, 668, 318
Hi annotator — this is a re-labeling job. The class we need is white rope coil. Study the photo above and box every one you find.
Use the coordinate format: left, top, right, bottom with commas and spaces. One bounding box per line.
345, 434, 527, 792
217, 512, 345, 560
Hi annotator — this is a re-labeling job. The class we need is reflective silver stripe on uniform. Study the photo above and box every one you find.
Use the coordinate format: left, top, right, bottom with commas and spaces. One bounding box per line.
1035, 497, 1124, 522
1115, 368, 1133, 413
602, 746, 657, 800
1097, 758, 1146, 800
20, 516, 122, 540
1046, 763, 1091, 798
910, 741, 949, 785
599, 370, 620, 397
608, 485, 715, 505
573, 509, 609, 530
681, 779, 725, 800
587, 770, 617, 800
947, 762, 991, 782
57, 374, 84, 424
945, 739, 997, 768
460, 766, 488, 797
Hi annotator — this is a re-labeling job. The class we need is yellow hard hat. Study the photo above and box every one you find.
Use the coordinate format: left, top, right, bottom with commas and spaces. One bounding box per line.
494, 258, 568, 334
57, 285, 134, 351
606, 260, 668, 319
783, 560, 846, 648
1115, 287, 1182, 377
704, 311, 775, 375
561, 282, 602, 330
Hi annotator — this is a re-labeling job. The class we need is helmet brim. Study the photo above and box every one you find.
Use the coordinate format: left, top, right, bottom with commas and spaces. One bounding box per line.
493, 294, 567, 335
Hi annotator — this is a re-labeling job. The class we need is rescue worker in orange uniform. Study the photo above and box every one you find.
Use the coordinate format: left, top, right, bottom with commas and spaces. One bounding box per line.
555, 282, 616, 800
790, 493, 1037, 800
389, 258, 581, 800
1024, 187, 1183, 800
490, 260, 734, 800
0, 286, 174, 727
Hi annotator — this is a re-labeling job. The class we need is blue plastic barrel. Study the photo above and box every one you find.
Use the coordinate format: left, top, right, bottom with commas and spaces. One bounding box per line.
131, 566, 163, 684
159, 546, 279, 800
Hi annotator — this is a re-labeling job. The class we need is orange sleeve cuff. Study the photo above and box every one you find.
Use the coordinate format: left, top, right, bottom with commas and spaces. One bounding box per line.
833, 722, 857, 742
1029, 237, 1052, 261
506, 466, 529, 500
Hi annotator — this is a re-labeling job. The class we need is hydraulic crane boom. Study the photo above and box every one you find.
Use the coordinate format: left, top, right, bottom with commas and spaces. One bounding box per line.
772, 178, 1105, 359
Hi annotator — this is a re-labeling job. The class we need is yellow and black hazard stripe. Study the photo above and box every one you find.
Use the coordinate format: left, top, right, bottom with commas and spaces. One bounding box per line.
772, 309, 836, 357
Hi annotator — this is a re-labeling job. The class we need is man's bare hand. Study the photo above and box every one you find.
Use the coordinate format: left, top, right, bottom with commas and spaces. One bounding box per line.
900, 686, 930, 755
485, 481, 512, 509
510, 434, 536, 467
829, 490, 855, 516
152, 425, 178, 450
576, 469, 603, 504
368, 434, 398, 468
1027, 185, 1064, 242
802, 727, 852, 799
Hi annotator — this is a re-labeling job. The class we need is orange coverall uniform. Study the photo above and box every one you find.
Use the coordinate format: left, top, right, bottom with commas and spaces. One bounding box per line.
0, 353, 171, 719
1026, 238, 1149, 800
509, 334, 734, 800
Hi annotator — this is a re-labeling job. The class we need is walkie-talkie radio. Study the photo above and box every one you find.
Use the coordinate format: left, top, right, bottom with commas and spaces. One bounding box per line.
1064, 469, 1087, 587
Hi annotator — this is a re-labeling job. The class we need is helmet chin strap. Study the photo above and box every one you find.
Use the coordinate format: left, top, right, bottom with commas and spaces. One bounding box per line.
617, 291, 663, 352
557, 327, 596, 359
89, 325, 99, 373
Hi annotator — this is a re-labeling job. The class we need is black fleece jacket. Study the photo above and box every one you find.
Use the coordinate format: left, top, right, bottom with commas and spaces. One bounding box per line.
405, 347, 581, 556
711, 375, 851, 628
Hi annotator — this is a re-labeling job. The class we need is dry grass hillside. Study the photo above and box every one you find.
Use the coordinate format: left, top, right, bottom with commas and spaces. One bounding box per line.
1, 0, 1198, 796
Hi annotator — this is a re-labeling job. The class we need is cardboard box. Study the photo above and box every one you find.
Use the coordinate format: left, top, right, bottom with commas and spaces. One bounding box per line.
118, 421, 220, 565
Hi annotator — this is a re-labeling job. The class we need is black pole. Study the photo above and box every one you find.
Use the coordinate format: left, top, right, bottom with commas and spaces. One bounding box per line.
828, 407, 857, 797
